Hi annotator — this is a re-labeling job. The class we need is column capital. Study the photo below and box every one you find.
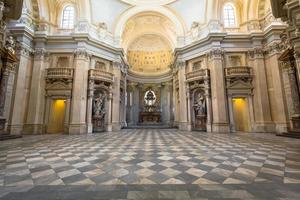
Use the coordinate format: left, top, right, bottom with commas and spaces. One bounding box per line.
113, 60, 122, 69
175, 60, 185, 69
16, 43, 33, 57
248, 48, 265, 59
209, 48, 223, 60
74, 48, 90, 61
34, 48, 49, 61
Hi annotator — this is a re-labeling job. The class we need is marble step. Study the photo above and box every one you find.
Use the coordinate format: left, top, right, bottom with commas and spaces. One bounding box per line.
276, 131, 300, 139
0, 134, 22, 141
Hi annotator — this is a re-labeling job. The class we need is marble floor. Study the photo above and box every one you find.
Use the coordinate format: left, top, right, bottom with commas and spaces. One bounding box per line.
0, 129, 300, 199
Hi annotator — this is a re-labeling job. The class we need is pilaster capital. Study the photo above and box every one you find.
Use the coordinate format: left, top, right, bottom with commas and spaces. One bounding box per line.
248, 48, 265, 59
74, 49, 90, 61
265, 41, 287, 56
113, 61, 122, 69
34, 48, 49, 61
176, 60, 185, 69
16, 43, 33, 57
209, 48, 223, 60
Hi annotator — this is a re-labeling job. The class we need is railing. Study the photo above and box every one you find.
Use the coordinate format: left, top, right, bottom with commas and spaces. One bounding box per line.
186, 69, 210, 82
46, 68, 74, 80
225, 66, 252, 78
89, 69, 114, 83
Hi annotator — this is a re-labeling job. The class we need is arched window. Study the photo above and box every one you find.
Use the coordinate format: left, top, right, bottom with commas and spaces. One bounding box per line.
223, 3, 237, 27
61, 6, 75, 29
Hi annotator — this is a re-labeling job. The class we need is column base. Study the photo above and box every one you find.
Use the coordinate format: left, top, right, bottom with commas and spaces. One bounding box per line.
253, 122, 275, 132
7, 124, 23, 135
275, 123, 289, 133
23, 124, 45, 134
0, 117, 6, 134
179, 122, 192, 131
106, 124, 113, 132
87, 123, 93, 134
68, 123, 87, 134
206, 124, 212, 132
112, 122, 121, 131
212, 123, 230, 133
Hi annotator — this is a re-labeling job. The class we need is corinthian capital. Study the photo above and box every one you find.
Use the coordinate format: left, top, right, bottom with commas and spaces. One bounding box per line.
34, 48, 49, 60
74, 49, 90, 61
209, 48, 223, 60
248, 48, 265, 59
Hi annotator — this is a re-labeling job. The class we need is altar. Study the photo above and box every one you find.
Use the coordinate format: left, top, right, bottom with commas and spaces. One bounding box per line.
139, 112, 161, 123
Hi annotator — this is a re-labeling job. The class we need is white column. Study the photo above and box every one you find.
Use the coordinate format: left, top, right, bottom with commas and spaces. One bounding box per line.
8, 45, 32, 135
186, 85, 192, 131
111, 61, 121, 131
69, 49, 90, 134
87, 80, 94, 134
24, 48, 48, 134
209, 48, 230, 132
249, 48, 275, 132
106, 90, 113, 132
177, 61, 189, 130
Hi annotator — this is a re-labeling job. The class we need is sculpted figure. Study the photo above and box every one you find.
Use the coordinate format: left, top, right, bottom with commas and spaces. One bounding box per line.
93, 93, 106, 119
194, 93, 206, 116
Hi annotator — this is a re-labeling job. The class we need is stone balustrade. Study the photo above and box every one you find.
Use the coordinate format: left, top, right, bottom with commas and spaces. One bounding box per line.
89, 69, 114, 83
186, 69, 210, 82
46, 68, 74, 80
225, 66, 252, 78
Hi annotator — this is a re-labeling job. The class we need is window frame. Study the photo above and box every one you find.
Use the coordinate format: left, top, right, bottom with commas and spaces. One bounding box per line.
223, 3, 238, 28
60, 5, 76, 30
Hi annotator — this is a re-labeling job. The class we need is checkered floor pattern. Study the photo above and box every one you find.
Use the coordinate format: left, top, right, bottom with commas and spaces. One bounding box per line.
1, 129, 300, 186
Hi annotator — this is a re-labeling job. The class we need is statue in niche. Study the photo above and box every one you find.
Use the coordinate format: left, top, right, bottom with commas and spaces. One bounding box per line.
194, 93, 206, 116
93, 93, 106, 119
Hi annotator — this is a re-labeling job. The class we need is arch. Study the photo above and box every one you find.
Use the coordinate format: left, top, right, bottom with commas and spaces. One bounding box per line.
114, 5, 186, 40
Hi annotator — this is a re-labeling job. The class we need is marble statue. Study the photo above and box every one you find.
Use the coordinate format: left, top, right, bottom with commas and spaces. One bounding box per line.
93, 93, 106, 119
194, 93, 206, 116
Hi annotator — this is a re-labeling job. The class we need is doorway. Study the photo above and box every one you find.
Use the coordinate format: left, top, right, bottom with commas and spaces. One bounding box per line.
48, 99, 66, 134
232, 98, 250, 132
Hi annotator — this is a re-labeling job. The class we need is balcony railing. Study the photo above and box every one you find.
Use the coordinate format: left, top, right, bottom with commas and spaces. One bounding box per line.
186, 69, 210, 82
46, 68, 74, 80
225, 66, 252, 78
89, 69, 114, 83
